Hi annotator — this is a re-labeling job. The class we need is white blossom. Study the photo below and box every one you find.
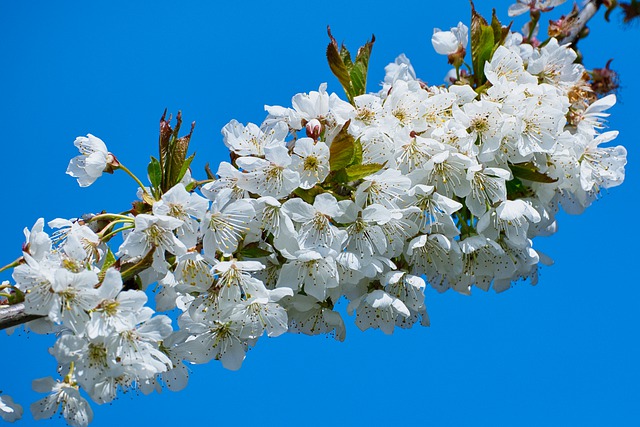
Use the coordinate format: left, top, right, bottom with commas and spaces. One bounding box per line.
0, 394, 23, 423
66, 134, 111, 187
31, 378, 93, 427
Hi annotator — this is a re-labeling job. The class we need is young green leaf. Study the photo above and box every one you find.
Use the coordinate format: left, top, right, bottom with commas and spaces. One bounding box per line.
329, 120, 357, 171
293, 186, 324, 205
344, 163, 385, 181
98, 248, 117, 282
471, 2, 495, 86
158, 111, 196, 193
147, 156, 162, 189
351, 35, 375, 97
166, 126, 193, 189
238, 243, 272, 259
177, 153, 196, 184
326, 27, 375, 104
510, 162, 558, 183
327, 27, 355, 102
7, 287, 25, 305
491, 9, 503, 44
490, 9, 512, 52
119, 248, 156, 283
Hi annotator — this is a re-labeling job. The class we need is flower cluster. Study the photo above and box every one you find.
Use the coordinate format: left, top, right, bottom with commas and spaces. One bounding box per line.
0, 2, 627, 426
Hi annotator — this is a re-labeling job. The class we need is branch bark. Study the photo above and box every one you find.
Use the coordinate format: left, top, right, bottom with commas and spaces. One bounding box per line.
0, 304, 42, 330
559, 0, 602, 45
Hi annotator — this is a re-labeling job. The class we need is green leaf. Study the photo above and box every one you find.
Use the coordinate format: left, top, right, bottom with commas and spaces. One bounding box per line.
158, 111, 196, 193
491, 9, 503, 44
350, 63, 367, 99
7, 287, 25, 305
167, 131, 192, 188
120, 248, 156, 283
490, 9, 512, 53
293, 186, 324, 205
506, 176, 532, 200
339, 44, 353, 68
329, 120, 356, 171
238, 243, 272, 259
204, 163, 215, 180
177, 153, 195, 184
147, 156, 162, 189
326, 28, 375, 104
327, 28, 355, 102
158, 109, 173, 175
351, 138, 363, 167
471, 3, 495, 86
351, 35, 375, 97
510, 162, 558, 183
343, 163, 384, 181
98, 248, 117, 282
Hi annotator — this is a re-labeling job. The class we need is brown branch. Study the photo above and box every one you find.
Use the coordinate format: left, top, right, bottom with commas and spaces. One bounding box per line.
559, 0, 602, 45
0, 303, 43, 330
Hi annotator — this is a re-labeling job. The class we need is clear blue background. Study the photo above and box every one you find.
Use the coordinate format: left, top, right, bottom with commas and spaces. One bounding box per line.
1, 1, 637, 426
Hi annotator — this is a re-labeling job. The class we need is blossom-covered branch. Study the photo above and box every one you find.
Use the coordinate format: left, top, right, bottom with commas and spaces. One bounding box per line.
0, 1, 629, 426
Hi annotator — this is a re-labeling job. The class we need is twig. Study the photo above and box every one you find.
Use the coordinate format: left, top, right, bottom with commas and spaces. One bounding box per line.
0, 303, 43, 330
560, 0, 601, 45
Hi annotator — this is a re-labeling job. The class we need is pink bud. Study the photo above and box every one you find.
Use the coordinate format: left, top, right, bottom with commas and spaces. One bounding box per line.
306, 119, 322, 140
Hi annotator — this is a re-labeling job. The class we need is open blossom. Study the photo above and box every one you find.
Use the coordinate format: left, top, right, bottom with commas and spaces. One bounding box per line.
431, 22, 468, 56
0, 394, 23, 422
153, 183, 209, 248
236, 145, 300, 199
282, 193, 350, 250
203, 188, 255, 257
86, 267, 150, 339
31, 378, 93, 427
117, 214, 187, 273
578, 131, 627, 192
277, 247, 340, 301
477, 200, 541, 248
66, 134, 114, 187
291, 137, 330, 189
286, 294, 346, 341
348, 290, 410, 334
508, 0, 567, 17
221, 119, 288, 156
180, 313, 248, 371
228, 287, 293, 339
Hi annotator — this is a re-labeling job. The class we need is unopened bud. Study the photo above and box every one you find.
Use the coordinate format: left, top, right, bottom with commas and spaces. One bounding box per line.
306, 119, 322, 140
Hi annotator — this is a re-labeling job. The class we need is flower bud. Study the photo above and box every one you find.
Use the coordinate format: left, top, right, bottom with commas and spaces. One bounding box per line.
306, 119, 322, 140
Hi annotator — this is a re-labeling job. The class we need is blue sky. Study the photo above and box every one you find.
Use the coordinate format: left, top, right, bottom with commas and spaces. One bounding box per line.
1, 0, 638, 425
